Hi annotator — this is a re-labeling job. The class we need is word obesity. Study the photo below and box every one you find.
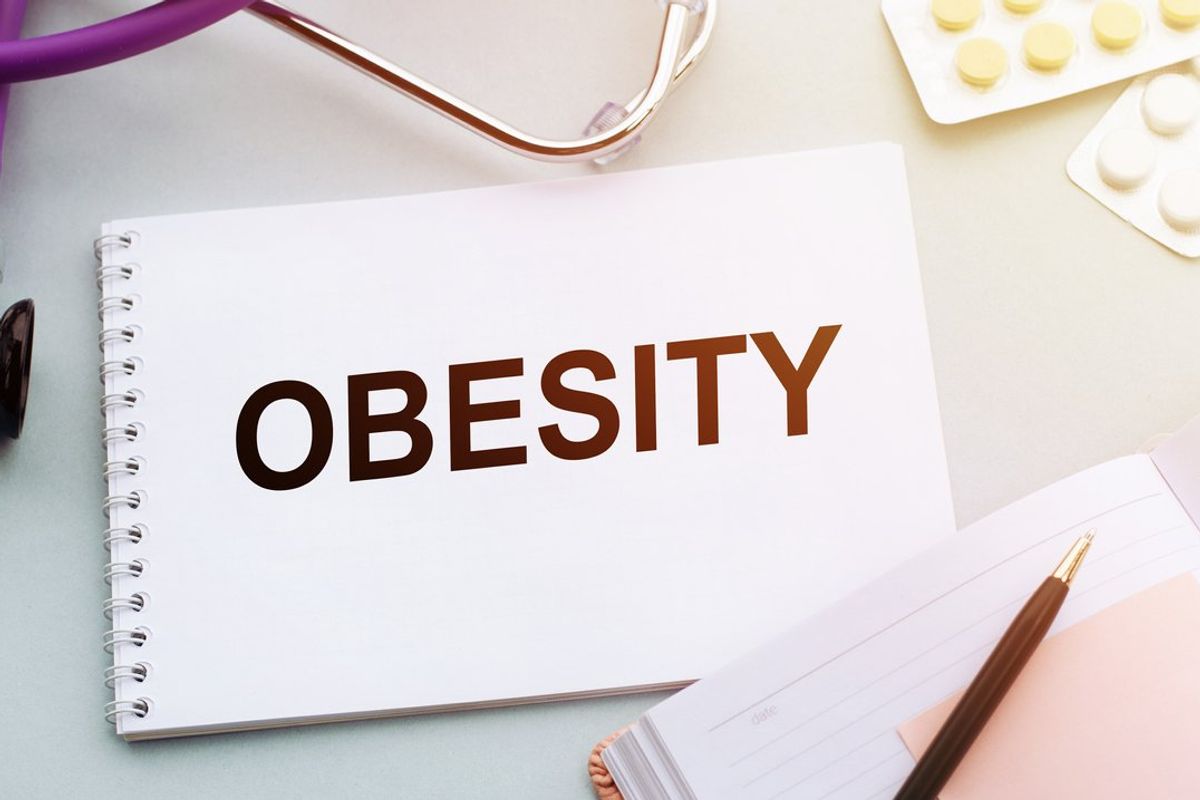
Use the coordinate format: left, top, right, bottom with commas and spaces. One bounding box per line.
235, 327, 841, 491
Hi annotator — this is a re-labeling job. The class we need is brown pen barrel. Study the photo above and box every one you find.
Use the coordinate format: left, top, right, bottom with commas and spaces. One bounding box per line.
893, 576, 1068, 800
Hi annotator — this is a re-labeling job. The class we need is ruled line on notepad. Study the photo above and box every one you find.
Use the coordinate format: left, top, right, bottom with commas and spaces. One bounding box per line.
863, 779, 903, 800
1074, 542, 1200, 601
803, 751, 910, 800
741, 638, 998, 788
1076, 523, 1187, 572
706, 493, 1163, 734
752, 731, 893, 794
768, 542, 1198, 800
731, 595, 1023, 770
734, 521, 1197, 787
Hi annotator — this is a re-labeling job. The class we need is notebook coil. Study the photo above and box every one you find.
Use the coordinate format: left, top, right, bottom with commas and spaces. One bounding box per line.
103, 561, 145, 584
94, 233, 133, 260
104, 699, 150, 724
99, 358, 139, 381
95, 263, 137, 287
96, 232, 153, 724
101, 492, 143, 514
102, 525, 146, 550
98, 327, 138, 348
104, 663, 150, 689
102, 594, 147, 619
101, 391, 141, 413
102, 424, 142, 446
98, 296, 136, 318
102, 457, 143, 480
102, 627, 150, 653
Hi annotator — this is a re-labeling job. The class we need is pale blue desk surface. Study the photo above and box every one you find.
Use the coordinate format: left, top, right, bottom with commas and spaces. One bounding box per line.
2, 2, 1199, 797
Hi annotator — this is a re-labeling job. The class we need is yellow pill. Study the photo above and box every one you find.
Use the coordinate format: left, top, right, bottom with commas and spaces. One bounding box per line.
932, 0, 982, 30
955, 38, 1008, 87
1092, 1, 1143, 50
1162, 0, 1200, 28
1003, 0, 1043, 13
1023, 22, 1075, 70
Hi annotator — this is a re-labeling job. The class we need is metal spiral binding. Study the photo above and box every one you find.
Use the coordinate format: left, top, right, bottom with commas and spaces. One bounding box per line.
98, 295, 136, 318
99, 358, 139, 381
101, 391, 141, 413
98, 326, 138, 348
102, 457, 143, 480
102, 524, 146, 550
102, 424, 142, 446
103, 594, 147, 618
96, 232, 153, 724
102, 627, 150, 652
104, 699, 150, 724
103, 560, 145, 583
101, 492, 143, 514
94, 233, 133, 260
104, 663, 150, 688
95, 263, 137, 287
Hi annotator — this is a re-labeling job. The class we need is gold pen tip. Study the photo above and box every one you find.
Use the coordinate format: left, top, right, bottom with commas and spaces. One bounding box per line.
1052, 530, 1095, 585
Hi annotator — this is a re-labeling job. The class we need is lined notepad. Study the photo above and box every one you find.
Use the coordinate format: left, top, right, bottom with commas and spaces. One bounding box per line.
898, 573, 1200, 800
604, 415, 1200, 800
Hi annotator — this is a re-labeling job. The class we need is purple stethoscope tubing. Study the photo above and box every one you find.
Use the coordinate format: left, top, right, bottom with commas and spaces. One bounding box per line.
0, 0, 258, 174
0, 0, 25, 175
0, 0, 256, 82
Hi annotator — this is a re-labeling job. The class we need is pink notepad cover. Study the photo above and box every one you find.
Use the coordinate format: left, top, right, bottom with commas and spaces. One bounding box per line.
899, 574, 1200, 799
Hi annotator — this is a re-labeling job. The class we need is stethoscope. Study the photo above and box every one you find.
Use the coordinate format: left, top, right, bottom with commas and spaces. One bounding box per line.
0, 0, 715, 440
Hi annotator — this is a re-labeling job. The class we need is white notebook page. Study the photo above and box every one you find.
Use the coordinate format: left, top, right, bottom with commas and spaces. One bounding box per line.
610, 453, 1200, 799
99, 145, 953, 738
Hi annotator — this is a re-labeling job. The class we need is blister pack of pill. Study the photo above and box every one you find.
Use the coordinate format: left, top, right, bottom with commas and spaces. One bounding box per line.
882, 0, 1200, 124
1068, 62, 1200, 257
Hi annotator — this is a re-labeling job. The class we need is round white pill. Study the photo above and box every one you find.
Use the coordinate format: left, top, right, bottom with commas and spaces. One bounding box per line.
1095, 128, 1157, 190
1141, 73, 1200, 135
1159, 168, 1200, 230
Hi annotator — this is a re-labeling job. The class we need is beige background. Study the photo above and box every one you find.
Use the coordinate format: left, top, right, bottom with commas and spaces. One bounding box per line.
0, 1, 1197, 797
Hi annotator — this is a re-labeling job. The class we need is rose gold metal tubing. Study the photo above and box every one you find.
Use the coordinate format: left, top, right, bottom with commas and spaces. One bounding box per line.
245, 1, 710, 162
622, 1, 716, 115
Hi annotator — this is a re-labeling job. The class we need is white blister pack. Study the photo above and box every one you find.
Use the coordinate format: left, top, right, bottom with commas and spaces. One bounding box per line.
1068, 63, 1200, 257
883, 0, 1200, 124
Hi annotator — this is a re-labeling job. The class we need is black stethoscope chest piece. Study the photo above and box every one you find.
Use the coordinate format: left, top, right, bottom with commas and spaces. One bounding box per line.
0, 298, 33, 439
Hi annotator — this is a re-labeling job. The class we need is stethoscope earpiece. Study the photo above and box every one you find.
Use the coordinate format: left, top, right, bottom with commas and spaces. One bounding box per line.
0, 298, 34, 439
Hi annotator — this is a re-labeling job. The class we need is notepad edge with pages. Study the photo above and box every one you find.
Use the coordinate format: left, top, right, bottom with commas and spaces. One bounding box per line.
604, 414, 1200, 800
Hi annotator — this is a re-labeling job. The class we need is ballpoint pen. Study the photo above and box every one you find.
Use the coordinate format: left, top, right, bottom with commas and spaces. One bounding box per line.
894, 530, 1096, 800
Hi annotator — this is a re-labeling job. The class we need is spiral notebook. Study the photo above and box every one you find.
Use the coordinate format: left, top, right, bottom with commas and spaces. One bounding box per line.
96, 145, 954, 740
